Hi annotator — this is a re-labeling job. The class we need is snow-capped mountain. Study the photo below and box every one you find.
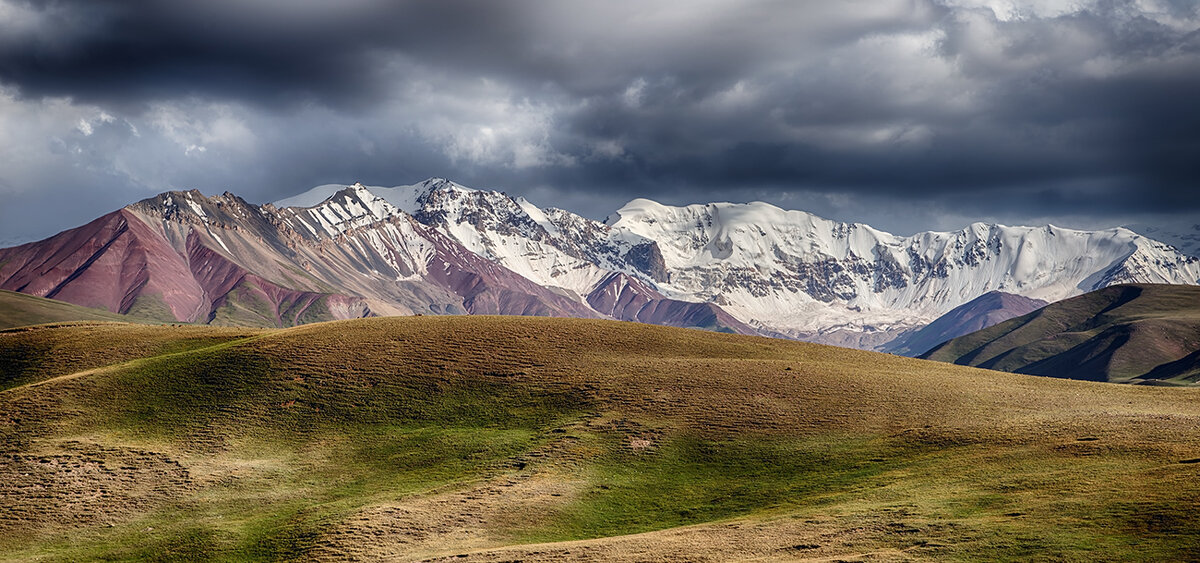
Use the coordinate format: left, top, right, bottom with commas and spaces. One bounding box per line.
269, 179, 1200, 347
604, 198, 1200, 345
0, 181, 748, 333
279, 179, 667, 296
1126, 221, 1200, 258
1, 176, 1196, 344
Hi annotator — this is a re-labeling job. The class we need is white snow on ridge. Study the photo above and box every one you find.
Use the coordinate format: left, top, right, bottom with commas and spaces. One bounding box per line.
273, 184, 350, 208
1125, 220, 1200, 258
607, 198, 1200, 338
269, 177, 1200, 346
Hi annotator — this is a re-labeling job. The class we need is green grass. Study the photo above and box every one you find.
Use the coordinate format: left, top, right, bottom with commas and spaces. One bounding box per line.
4, 330, 587, 560
208, 282, 279, 328
5, 316, 1200, 561
76, 339, 586, 443
524, 433, 906, 541
121, 293, 177, 323
22, 425, 554, 561
0, 290, 138, 329
280, 295, 326, 326
514, 433, 1200, 560
0, 323, 258, 391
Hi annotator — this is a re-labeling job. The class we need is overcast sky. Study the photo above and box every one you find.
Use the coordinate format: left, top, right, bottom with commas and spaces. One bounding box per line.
1, 0, 1198, 245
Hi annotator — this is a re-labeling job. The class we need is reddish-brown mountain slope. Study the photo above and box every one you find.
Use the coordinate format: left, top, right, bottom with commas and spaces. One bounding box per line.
0, 187, 664, 328
0, 209, 205, 321
587, 272, 755, 334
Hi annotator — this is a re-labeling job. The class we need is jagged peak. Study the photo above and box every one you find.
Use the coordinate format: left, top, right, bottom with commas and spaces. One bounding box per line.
312, 184, 401, 223
136, 187, 206, 205
128, 188, 219, 220
326, 182, 384, 203
415, 177, 476, 195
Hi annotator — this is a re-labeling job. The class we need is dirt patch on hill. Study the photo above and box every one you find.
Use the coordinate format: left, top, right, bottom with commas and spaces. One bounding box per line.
412, 511, 965, 562
0, 440, 192, 536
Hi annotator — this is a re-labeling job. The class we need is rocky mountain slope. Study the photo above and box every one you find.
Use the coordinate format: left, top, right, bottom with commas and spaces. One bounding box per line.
276, 179, 1200, 346
882, 291, 1048, 356
0, 183, 749, 332
921, 284, 1200, 384
2, 177, 1197, 339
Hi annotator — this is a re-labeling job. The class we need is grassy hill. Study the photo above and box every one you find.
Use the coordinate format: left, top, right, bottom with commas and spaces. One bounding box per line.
0, 290, 148, 330
922, 284, 1200, 384
3, 316, 1200, 561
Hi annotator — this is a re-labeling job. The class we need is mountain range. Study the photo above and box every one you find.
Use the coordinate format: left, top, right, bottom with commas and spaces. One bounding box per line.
1, 178, 1197, 345
881, 291, 1049, 356
922, 283, 1200, 384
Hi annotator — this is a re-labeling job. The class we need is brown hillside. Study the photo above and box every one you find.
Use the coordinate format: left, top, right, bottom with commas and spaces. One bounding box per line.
922, 283, 1200, 383
2, 316, 1200, 560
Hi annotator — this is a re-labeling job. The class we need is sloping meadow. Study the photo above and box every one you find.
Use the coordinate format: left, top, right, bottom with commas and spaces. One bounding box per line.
3, 316, 1200, 560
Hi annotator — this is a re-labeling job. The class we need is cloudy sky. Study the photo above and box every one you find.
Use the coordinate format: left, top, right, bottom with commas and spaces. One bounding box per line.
1, 0, 1198, 245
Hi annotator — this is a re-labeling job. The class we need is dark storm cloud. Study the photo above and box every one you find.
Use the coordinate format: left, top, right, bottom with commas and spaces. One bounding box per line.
0, 0, 482, 109
0, 0, 944, 107
525, 1, 1200, 219
0, 0, 1197, 243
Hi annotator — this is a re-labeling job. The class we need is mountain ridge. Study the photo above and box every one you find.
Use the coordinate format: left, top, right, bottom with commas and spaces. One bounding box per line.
1, 177, 1197, 341
920, 283, 1200, 383
882, 291, 1049, 356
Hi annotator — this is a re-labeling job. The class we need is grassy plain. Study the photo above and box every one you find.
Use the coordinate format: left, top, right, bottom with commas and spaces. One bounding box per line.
3, 315, 1200, 561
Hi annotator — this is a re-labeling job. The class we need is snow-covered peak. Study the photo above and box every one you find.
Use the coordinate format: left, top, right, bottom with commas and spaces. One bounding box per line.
609, 198, 889, 269
416, 177, 475, 193
600, 196, 1200, 342
278, 184, 405, 239
274, 183, 353, 209
273, 177, 478, 216
272, 177, 668, 293
264, 179, 1199, 348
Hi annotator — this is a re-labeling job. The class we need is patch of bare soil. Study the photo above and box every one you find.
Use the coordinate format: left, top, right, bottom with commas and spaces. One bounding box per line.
413, 512, 964, 563
0, 440, 191, 535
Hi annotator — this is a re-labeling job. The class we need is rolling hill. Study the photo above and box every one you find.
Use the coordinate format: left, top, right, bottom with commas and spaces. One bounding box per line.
882, 291, 1048, 357
921, 283, 1200, 384
3, 316, 1200, 560
0, 289, 147, 330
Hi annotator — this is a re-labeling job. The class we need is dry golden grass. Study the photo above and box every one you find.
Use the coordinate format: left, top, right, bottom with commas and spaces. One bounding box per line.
2, 315, 1200, 561
0, 322, 261, 391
